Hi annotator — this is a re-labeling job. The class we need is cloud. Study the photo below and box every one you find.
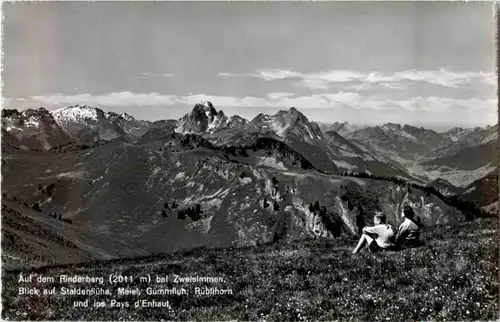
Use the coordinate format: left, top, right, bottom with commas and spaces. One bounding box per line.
30, 92, 179, 107
219, 70, 302, 81
18, 91, 495, 118
255, 70, 303, 81
218, 72, 238, 77
368, 96, 497, 114
139, 72, 175, 78
266, 92, 297, 100
2, 98, 13, 106
299, 79, 332, 90
393, 69, 492, 88
218, 68, 495, 91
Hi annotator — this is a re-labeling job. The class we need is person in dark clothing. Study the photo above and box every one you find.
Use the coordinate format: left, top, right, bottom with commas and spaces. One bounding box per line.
395, 205, 421, 249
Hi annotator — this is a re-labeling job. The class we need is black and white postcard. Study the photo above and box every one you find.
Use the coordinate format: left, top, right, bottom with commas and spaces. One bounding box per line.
1, 1, 498, 320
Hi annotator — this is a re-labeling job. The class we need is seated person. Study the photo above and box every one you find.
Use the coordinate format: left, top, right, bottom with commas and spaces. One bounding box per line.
395, 205, 421, 249
352, 212, 395, 254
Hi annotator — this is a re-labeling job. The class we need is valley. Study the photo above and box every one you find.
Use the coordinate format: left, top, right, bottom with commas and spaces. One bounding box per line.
1, 103, 498, 269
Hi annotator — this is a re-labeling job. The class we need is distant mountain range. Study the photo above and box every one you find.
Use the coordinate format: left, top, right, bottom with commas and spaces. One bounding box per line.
2, 102, 496, 189
1, 102, 497, 268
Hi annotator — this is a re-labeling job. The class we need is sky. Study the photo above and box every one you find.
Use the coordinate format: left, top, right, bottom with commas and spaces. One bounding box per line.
2, 2, 497, 130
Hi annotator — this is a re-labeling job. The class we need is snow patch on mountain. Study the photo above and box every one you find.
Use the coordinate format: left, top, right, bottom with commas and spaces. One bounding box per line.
399, 130, 419, 142
444, 127, 474, 142
463, 186, 477, 194
53, 105, 99, 125
249, 108, 324, 143
206, 113, 227, 133
257, 157, 288, 170
119, 112, 136, 122
482, 131, 498, 144
338, 148, 361, 158
4, 126, 22, 132
199, 187, 230, 202
238, 177, 253, 185
56, 170, 86, 179
271, 119, 287, 137
333, 160, 357, 170
24, 117, 40, 127
174, 172, 186, 181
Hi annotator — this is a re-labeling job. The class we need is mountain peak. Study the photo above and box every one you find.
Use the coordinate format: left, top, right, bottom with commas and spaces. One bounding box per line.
228, 115, 247, 123
21, 107, 51, 118
2, 109, 21, 118
192, 101, 218, 117
202, 101, 214, 108
176, 102, 228, 134
276, 106, 308, 121
63, 104, 96, 111
248, 107, 322, 140
53, 105, 100, 123
56, 104, 99, 113
225, 115, 248, 129
317, 121, 361, 137
1, 106, 73, 150
383, 122, 402, 130
194, 101, 214, 110
253, 113, 271, 121
119, 112, 136, 122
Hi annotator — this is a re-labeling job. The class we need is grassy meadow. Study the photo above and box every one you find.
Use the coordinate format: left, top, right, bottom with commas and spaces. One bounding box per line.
2, 217, 498, 321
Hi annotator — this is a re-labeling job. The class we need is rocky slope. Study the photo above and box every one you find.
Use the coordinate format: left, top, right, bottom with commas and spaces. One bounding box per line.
413, 139, 497, 189
346, 123, 448, 161
317, 121, 366, 137
425, 178, 461, 197
420, 140, 497, 172
1, 108, 75, 150
206, 105, 412, 177
458, 173, 498, 208
52, 105, 128, 142
104, 111, 151, 138
1, 196, 149, 270
345, 123, 497, 162
343, 122, 497, 191
437, 125, 498, 156
2, 130, 465, 267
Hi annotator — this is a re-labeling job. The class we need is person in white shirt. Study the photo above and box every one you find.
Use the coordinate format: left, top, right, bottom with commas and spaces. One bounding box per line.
352, 212, 395, 254
395, 205, 421, 249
